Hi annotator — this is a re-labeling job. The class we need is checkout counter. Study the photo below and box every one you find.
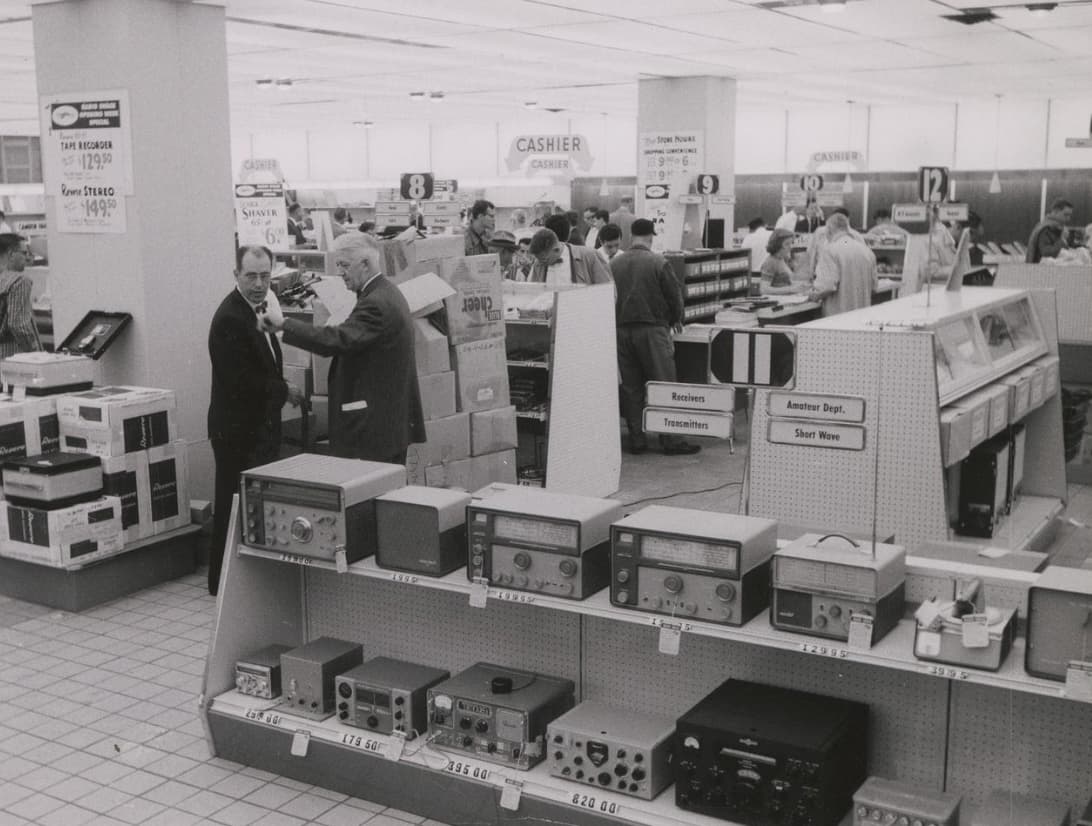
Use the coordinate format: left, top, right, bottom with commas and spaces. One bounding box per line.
753, 279, 900, 326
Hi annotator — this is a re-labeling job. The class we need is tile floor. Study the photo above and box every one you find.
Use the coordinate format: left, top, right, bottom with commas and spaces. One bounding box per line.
0, 575, 452, 826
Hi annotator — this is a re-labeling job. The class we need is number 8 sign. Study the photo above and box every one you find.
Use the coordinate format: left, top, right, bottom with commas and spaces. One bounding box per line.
918, 166, 949, 204
400, 172, 434, 200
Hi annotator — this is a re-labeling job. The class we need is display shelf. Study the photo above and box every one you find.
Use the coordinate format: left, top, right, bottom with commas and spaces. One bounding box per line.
949, 494, 1063, 553
516, 410, 548, 422
505, 316, 551, 326
507, 358, 549, 369
234, 543, 1082, 703
666, 249, 752, 323
209, 688, 743, 826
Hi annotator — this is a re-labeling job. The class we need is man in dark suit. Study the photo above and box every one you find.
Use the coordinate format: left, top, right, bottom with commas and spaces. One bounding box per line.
259, 232, 425, 464
207, 245, 300, 595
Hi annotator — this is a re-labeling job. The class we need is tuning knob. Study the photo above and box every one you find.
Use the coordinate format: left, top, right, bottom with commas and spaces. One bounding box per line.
558, 559, 577, 578
513, 552, 532, 570
663, 575, 684, 594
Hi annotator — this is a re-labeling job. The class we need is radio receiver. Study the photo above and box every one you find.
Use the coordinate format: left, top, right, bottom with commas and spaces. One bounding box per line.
427, 662, 574, 769
278, 637, 363, 721
335, 656, 449, 739
610, 506, 777, 625
235, 644, 291, 700
771, 533, 905, 645
852, 776, 961, 826
1026, 566, 1092, 681
467, 489, 621, 599
240, 454, 404, 563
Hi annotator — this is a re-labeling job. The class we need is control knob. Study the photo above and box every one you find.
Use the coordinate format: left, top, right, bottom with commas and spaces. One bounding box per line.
616, 590, 629, 603
558, 559, 577, 578
616, 569, 630, 584
475, 720, 489, 733
338, 683, 352, 698
290, 517, 313, 543
513, 552, 532, 571
715, 582, 736, 601
663, 574, 684, 594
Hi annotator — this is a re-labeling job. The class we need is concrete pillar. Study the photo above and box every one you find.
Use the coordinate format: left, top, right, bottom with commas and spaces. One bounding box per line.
33, 0, 234, 498
637, 76, 736, 247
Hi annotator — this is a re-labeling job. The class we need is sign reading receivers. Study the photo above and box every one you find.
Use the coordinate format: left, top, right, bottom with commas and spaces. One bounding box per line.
643, 383, 735, 441
766, 391, 867, 451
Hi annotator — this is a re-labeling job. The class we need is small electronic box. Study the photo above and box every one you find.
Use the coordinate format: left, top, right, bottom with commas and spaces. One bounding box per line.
2, 452, 103, 509
375, 486, 470, 577
278, 637, 363, 721
852, 777, 961, 826
913, 578, 1015, 672
1026, 566, 1092, 681
335, 656, 449, 739
235, 644, 292, 700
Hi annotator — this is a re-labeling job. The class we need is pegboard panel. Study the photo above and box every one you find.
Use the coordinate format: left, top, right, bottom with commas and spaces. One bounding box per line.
750, 328, 949, 548
545, 284, 621, 497
303, 570, 583, 688
995, 263, 1092, 344
581, 617, 948, 790
947, 682, 1092, 810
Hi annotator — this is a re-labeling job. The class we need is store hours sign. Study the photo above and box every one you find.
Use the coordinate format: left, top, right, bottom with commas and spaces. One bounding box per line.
40, 89, 133, 234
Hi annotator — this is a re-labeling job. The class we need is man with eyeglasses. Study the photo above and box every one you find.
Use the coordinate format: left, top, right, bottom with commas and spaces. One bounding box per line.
207, 244, 302, 595
259, 231, 425, 466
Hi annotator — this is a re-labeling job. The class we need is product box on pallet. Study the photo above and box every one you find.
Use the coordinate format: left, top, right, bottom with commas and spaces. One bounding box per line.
414, 318, 451, 376
451, 338, 509, 414
0, 495, 124, 568
0, 396, 59, 462
57, 386, 177, 457
470, 406, 517, 456
101, 453, 145, 543
100, 440, 189, 543
418, 371, 456, 421
405, 412, 470, 469
438, 255, 505, 345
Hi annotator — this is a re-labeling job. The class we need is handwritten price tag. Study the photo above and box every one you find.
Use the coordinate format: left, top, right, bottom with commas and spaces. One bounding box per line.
469, 577, 489, 608
847, 614, 874, 651
290, 730, 310, 757
444, 759, 491, 781
386, 730, 406, 762
1065, 661, 1092, 702
658, 624, 682, 656
569, 792, 623, 817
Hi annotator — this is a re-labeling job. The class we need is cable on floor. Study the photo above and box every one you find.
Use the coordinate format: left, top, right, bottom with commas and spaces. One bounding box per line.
620, 479, 743, 510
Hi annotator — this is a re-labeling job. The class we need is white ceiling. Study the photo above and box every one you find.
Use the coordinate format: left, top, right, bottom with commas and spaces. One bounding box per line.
1, 0, 1091, 130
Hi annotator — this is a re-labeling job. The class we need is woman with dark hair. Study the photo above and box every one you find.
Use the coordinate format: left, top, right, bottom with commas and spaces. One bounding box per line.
760, 229, 804, 295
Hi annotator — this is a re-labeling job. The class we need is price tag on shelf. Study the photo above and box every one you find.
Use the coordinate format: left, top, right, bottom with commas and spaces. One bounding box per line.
386, 730, 406, 762
443, 758, 492, 782
961, 614, 990, 649
847, 614, 874, 651
290, 730, 311, 757
391, 573, 419, 585
500, 778, 523, 811
243, 708, 284, 727
339, 732, 383, 754
334, 548, 348, 574
568, 792, 624, 817
469, 577, 489, 608
658, 622, 682, 656
1064, 661, 1092, 702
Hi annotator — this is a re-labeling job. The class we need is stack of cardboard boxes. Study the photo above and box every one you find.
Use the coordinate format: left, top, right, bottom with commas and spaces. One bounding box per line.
398, 240, 517, 491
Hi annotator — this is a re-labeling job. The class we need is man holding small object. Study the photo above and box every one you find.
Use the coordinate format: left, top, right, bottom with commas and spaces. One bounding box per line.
207, 244, 303, 596
258, 231, 425, 465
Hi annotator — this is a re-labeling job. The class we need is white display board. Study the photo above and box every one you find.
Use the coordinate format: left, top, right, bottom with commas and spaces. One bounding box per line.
39, 89, 134, 234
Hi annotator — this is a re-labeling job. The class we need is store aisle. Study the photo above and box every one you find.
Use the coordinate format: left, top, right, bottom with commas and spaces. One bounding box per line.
0, 577, 452, 826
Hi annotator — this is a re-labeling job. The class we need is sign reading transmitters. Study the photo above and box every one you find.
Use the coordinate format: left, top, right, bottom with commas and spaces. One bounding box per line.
644, 408, 733, 440
709, 330, 796, 389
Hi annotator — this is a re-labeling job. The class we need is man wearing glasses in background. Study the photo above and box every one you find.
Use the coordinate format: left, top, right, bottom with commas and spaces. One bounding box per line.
259, 231, 425, 465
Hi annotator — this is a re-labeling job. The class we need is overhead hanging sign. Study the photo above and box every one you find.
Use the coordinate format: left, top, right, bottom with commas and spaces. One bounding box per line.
800, 174, 824, 193
696, 174, 720, 195
918, 166, 950, 204
504, 135, 593, 173
400, 172, 434, 200
805, 150, 866, 173
708, 329, 796, 388
40, 89, 133, 234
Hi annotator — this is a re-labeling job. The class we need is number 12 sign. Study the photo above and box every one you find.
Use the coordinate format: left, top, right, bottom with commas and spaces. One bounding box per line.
918, 166, 949, 204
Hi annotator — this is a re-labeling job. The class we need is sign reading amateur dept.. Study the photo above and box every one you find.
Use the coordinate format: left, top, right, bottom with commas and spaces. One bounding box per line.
767, 392, 865, 423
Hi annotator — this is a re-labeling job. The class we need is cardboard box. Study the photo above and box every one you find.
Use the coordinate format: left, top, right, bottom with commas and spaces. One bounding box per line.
470, 405, 517, 456
952, 389, 991, 448
939, 406, 972, 466
405, 411, 470, 469
388, 234, 465, 284
451, 338, 510, 414
415, 318, 451, 376
282, 365, 313, 423
1036, 354, 1060, 400
101, 453, 146, 544
0, 495, 124, 568
0, 396, 59, 462
469, 449, 518, 490
399, 272, 456, 318
58, 386, 177, 457
999, 371, 1031, 421
425, 458, 473, 490
438, 255, 505, 345
100, 440, 190, 543
419, 371, 456, 421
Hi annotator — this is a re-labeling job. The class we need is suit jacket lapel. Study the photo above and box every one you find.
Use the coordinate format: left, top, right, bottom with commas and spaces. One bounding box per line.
232, 289, 278, 373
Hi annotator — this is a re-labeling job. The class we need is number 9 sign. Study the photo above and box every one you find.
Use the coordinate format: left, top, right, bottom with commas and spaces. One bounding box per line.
400, 172, 434, 201
696, 174, 720, 195
918, 166, 949, 204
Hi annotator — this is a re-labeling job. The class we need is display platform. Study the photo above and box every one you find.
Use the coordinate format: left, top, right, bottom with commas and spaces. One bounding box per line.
0, 523, 200, 611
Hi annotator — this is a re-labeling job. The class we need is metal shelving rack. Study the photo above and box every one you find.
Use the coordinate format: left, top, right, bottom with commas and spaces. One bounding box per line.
664, 249, 751, 322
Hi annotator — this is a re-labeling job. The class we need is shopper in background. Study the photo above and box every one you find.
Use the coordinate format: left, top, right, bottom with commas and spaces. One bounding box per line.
803, 207, 862, 281
489, 230, 529, 281
359, 220, 377, 238
566, 210, 585, 246
464, 199, 495, 256
612, 218, 700, 457
259, 231, 425, 465
597, 224, 623, 265
527, 227, 612, 286
0, 211, 12, 234
926, 207, 958, 283
808, 213, 877, 317
330, 207, 350, 238
740, 217, 773, 278
774, 203, 806, 232
586, 209, 609, 250
0, 233, 40, 360
286, 202, 308, 247
609, 195, 636, 250
206, 245, 301, 596
1026, 198, 1074, 263
582, 206, 598, 237
516, 237, 533, 272
803, 201, 825, 233
760, 229, 803, 295
867, 208, 908, 236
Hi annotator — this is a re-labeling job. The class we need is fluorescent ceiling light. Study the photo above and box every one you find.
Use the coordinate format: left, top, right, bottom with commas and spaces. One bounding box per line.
524, 101, 538, 110
274, 78, 293, 91
409, 91, 426, 101
820, 0, 847, 12
1026, 3, 1057, 16
429, 92, 445, 103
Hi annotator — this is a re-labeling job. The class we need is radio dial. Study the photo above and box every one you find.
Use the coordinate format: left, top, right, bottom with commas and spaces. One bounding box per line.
715, 583, 736, 602
631, 767, 645, 781
290, 517, 313, 543
558, 559, 577, 578
614, 763, 627, 777
513, 552, 532, 570
828, 605, 842, 619
367, 715, 378, 728
338, 683, 352, 698
597, 772, 611, 786
663, 575, 684, 594
815, 614, 828, 628
459, 717, 472, 730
